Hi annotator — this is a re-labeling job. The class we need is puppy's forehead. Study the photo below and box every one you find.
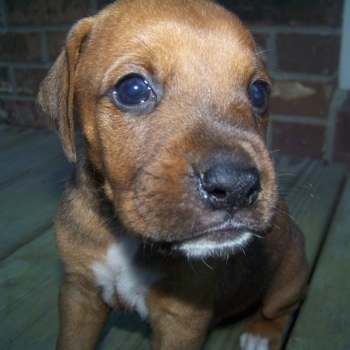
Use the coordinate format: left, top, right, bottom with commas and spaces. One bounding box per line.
137, 21, 257, 82
83, 0, 262, 90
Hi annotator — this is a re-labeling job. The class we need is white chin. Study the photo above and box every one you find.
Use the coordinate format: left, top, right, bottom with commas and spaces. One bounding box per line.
175, 231, 253, 259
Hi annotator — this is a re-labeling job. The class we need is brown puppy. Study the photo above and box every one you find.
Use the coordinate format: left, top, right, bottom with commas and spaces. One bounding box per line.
37, 0, 308, 349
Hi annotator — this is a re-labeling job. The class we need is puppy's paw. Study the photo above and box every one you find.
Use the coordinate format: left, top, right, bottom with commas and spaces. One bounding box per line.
239, 333, 269, 350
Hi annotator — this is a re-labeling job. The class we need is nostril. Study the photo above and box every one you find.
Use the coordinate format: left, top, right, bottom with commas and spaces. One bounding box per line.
199, 162, 260, 211
200, 165, 232, 203
209, 188, 227, 199
202, 185, 229, 204
246, 177, 260, 205
248, 189, 258, 204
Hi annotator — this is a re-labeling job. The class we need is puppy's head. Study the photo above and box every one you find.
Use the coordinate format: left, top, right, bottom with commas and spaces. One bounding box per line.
38, 0, 277, 258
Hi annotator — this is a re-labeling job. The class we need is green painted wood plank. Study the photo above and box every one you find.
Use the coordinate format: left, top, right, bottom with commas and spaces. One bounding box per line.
97, 313, 151, 350
0, 128, 63, 185
286, 178, 350, 350
0, 229, 61, 349
6, 306, 58, 350
203, 319, 247, 349
0, 155, 71, 259
281, 159, 345, 266
0, 126, 35, 149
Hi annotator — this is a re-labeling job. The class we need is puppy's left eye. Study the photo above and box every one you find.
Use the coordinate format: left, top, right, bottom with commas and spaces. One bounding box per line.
248, 81, 269, 115
112, 74, 156, 112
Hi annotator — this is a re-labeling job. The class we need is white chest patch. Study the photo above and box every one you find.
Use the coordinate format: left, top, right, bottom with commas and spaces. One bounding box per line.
91, 237, 161, 319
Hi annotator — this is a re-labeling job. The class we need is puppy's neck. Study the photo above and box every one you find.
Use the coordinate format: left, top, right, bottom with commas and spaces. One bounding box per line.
71, 158, 116, 220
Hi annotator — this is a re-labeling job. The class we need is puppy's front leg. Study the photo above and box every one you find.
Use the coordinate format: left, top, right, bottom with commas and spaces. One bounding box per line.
148, 293, 212, 350
240, 312, 290, 350
241, 221, 308, 350
147, 272, 216, 350
57, 275, 110, 350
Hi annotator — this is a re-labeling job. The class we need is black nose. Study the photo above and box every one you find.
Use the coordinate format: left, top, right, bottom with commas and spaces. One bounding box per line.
199, 161, 260, 211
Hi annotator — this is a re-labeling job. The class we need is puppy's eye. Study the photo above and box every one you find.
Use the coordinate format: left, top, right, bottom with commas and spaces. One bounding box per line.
248, 81, 269, 114
112, 74, 156, 111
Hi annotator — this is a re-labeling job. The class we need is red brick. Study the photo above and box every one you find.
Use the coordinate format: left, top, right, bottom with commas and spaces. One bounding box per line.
249, 32, 269, 64
270, 81, 334, 119
0, 67, 13, 94
333, 94, 350, 165
271, 121, 326, 159
5, 0, 90, 26
1, 99, 48, 128
0, 33, 41, 62
15, 68, 48, 96
276, 33, 340, 75
217, 0, 342, 27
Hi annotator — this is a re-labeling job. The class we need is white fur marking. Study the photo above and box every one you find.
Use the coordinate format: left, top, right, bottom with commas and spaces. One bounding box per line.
92, 238, 161, 319
240, 333, 269, 350
178, 231, 253, 259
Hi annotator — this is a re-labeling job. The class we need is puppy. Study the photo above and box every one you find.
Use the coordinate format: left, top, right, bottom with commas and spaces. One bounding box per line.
37, 0, 308, 349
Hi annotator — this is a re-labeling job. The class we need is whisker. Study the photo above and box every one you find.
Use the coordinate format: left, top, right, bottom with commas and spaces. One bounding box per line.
201, 259, 214, 270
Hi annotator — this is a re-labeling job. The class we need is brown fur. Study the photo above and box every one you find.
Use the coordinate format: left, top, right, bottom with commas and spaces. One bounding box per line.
37, 1, 308, 349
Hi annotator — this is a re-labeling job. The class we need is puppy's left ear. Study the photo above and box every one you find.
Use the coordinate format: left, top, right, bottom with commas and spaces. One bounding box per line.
37, 18, 93, 163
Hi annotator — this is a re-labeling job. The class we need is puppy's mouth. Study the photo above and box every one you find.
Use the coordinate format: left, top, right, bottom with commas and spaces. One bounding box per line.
171, 221, 255, 259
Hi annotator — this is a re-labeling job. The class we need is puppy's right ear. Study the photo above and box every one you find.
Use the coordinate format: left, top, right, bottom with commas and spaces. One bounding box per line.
37, 18, 93, 163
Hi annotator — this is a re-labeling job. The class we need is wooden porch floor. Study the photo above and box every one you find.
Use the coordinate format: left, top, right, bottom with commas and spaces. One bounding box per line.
1, 125, 350, 349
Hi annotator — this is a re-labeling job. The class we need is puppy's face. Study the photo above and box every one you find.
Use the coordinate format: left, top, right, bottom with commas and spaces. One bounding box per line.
45, 0, 278, 258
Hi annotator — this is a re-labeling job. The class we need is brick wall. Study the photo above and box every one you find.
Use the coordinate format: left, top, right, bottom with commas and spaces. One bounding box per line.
0, 0, 349, 165
218, 0, 349, 164
0, 0, 97, 127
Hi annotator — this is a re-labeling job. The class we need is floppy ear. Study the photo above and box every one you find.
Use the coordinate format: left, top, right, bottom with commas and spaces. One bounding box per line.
37, 18, 93, 163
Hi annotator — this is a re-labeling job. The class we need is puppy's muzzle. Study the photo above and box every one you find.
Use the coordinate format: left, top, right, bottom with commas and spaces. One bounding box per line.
198, 159, 261, 212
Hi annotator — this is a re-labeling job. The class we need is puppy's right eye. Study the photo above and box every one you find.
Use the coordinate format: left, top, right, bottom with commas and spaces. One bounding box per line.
248, 81, 270, 115
112, 74, 156, 112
